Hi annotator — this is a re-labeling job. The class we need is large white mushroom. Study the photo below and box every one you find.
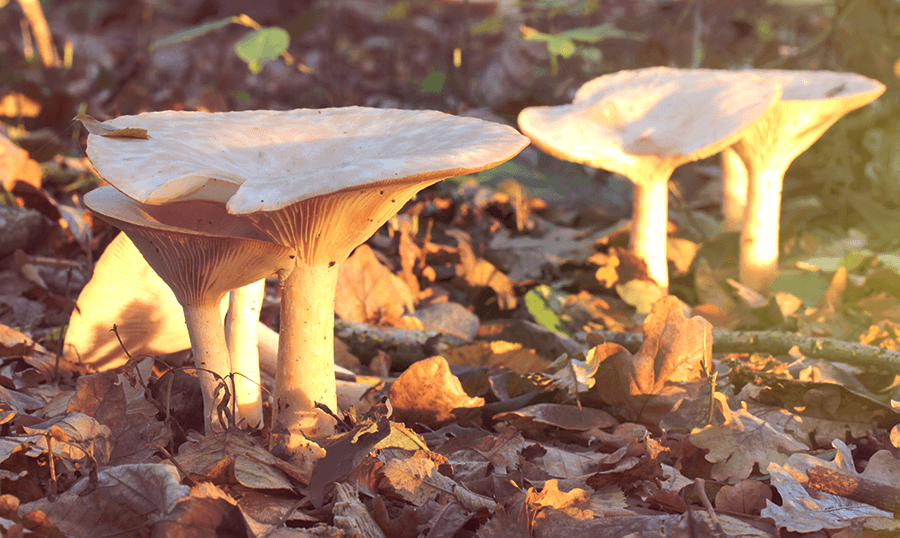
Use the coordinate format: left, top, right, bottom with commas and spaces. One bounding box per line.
84, 186, 294, 433
79, 108, 528, 451
728, 70, 885, 291
518, 67, 780, 290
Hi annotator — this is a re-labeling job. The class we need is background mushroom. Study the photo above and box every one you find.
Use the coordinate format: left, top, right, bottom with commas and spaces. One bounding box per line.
517, 67, 780, 290
729, 69, 885, 291
84, 186, 293, 433
79, 108, 529, 449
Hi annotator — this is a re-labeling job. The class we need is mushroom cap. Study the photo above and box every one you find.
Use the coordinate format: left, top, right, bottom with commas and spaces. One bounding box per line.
81, 107, 529, 215
747, 69, 885, 104
731, 69, 885, 170
84, 186, 294, 306
517, 67, 781, 182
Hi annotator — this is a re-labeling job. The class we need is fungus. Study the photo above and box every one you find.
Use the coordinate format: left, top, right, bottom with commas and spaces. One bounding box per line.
84, 186, 293, 433
517, 67, 780, 289
79, 108, 528, 448
729, 70, 885, 291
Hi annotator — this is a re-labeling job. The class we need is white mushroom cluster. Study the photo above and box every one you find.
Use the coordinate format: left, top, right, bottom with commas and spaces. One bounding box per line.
518, 67, 884, 293
75, 108, 529, 450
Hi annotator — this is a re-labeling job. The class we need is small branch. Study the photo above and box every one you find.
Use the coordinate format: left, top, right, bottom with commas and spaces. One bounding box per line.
589, 329, 900, 374
807, 466, 900, 516
15, 0, 61, 68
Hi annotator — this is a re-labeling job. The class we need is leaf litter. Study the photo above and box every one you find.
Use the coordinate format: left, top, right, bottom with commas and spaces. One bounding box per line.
4, 1, 900, 536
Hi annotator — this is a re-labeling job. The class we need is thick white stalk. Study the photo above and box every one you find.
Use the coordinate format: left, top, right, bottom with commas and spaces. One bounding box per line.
273, 262, 339, 442
721, 146, 748, 232
740, 166, 787, 292
183, 301, 233, 434
631, 179, 671, 290
225, 280, 265, 429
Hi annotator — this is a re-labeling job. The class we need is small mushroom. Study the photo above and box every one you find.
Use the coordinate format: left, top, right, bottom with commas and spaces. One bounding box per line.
729, 70, 885, 291
84, 186, 294, 433
79, 108, 528, 447
517, 67, 780, 290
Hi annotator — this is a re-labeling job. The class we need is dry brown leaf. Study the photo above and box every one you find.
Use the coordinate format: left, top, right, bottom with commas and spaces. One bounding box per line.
74, 114, 150, 139
714, 479, 771, 515
389, 356, 484, 428
588, 295, 712, 424
689, 393, 808, 482
527, 480, 599, 520
442, 340, 546, 373
380, 455, 458, 506
336, 244, 416, 325
493, 403, 615, 431
175, 429, 294, 490
20, 463, 188, 537
152, 482, 247, 537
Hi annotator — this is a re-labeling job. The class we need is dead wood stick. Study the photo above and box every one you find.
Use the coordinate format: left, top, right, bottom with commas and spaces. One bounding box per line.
15, 0, 61, 67
588, 330, 900, 375
806, 467, 900, 515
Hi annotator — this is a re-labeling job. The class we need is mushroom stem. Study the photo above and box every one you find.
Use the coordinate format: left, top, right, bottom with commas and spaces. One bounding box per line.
274, 261, 339, 440
739, 165, 787, 292
630, 173, 673, 290
183, 301, 234, 434
225, 280, 265, 428
721, 146, 748, 232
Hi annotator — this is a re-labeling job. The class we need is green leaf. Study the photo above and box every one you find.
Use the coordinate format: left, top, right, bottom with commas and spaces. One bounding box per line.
555, 23, 643, 42
525, 285, 572, 337
421, 71, 446, 93
235, 27, 290, 74
149, 16, 239, 51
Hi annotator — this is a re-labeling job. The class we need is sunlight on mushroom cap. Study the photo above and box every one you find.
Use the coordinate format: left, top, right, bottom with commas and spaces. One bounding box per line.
518, 67, 781, 182
84, 186, 294, 304
80, 107, 529, 215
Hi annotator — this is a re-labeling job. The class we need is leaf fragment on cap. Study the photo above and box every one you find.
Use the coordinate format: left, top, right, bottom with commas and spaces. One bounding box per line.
75, 114, 150, 139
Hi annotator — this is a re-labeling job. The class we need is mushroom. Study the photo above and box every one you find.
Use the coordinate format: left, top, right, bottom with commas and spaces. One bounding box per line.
78, 108, 529, 447
729, 69, 885, 291
517, 67, 780, 290
83, 185, 294, 433
720, 146, 748, 233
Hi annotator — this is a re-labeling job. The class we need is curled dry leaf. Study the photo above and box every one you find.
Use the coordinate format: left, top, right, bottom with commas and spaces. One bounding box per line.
389, 356, 485, 428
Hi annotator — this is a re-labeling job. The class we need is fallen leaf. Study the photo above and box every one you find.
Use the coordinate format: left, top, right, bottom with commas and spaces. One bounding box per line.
20, 463, 188, 537
75, 114, 150, 139
714, 479, 771, 515
588, 296, 712, 424
689, 393, 808, 482
175, 429, 293, 490
389, 356, 485, 428
336, 244, 416, 326
493, 403, 615, 431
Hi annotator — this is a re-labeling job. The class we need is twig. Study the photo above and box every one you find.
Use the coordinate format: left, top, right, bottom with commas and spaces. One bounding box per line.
589, 329, 900, 375
693, 478, 719, 526
15, 0, 61, 67
45, 432, 58, 501
807, 466, 900, 516
152, 443, 198, 487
